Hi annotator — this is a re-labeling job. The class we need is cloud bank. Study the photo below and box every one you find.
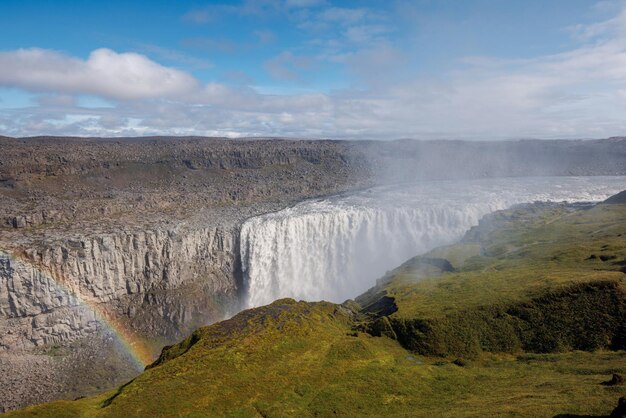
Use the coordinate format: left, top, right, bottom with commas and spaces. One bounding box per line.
0, 48, 198, 101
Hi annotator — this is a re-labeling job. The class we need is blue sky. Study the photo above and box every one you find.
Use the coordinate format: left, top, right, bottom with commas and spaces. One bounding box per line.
1, 0, 625, 138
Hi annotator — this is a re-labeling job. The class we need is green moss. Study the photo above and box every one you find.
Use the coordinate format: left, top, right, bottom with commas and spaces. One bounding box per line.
390, 280, 624, 358
367, 203, 626, 359
9, 306, 626, 417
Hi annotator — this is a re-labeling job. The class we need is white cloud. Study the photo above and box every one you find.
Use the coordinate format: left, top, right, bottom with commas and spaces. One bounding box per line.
264, 51, 314, 81
296, 6, 380, 34
254, 30, 277, 44
182, 6, 223, 24
570, 5, 626, 40
344, 25, 391, 43
182, 1, 283, 23
0, 48, 199, 100
285, 0, 326, 8
344, 43, 408, 83
319, 7, 367, 24
2, 6, 626, 140
136, 44, 214, 70
36, 94, 75, 107
180, 37, 241, 53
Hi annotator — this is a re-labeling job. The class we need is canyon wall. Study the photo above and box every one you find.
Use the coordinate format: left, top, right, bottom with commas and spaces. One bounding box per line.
1, 225, 239, 352
0, 222, 248, 412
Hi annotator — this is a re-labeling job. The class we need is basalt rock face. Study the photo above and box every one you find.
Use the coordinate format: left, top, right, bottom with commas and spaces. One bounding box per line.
605, 190, 626, 204
0, 225, 239, 351
0, 223, 246, 412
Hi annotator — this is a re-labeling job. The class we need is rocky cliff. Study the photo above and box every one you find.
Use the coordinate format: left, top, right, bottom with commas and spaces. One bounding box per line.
1, 224, 239, 350
0, 221, 251, 411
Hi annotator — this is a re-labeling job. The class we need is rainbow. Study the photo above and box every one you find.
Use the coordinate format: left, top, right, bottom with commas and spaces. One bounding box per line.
2, 249, 155, 369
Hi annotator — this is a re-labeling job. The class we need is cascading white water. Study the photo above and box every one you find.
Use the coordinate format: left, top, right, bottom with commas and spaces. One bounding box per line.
240, 176, 626, 308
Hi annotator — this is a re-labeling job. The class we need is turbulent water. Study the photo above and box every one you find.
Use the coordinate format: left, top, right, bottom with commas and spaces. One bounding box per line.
240, 176, 626, 308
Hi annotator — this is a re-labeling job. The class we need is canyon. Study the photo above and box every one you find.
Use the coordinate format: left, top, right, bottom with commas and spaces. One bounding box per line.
1, 136, 625, 411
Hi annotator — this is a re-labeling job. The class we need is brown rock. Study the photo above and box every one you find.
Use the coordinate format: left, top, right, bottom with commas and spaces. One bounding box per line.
602, 373, 625, 386
611, 397, 626, 418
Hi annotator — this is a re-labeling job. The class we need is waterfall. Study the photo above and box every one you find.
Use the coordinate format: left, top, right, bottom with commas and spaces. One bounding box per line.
240, 176, 626, 308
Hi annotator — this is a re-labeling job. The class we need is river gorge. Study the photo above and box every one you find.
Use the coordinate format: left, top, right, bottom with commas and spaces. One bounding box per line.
1, 136, 625, 411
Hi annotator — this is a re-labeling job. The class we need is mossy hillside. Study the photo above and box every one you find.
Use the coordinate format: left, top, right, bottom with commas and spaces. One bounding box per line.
8, 299, 626, 417
360, 203, 626, 358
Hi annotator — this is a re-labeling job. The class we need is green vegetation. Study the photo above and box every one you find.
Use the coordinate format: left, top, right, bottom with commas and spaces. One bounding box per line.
8, 200, 626, 417
358, 203, 626, 359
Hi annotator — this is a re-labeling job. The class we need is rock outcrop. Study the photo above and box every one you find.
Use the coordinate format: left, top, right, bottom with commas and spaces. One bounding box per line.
1, 224, 239, 351
0, 222, 249, 412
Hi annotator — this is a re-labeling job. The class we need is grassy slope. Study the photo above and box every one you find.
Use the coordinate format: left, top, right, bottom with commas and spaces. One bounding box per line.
368, 203, 626, 317
358, 203, 626, 359
8, 202, 626, 417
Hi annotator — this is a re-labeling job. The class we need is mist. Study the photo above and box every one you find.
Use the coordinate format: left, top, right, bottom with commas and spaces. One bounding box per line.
238, 136, 626, 307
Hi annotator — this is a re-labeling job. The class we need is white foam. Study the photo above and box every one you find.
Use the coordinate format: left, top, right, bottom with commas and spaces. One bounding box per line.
241, 176, 626, 308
